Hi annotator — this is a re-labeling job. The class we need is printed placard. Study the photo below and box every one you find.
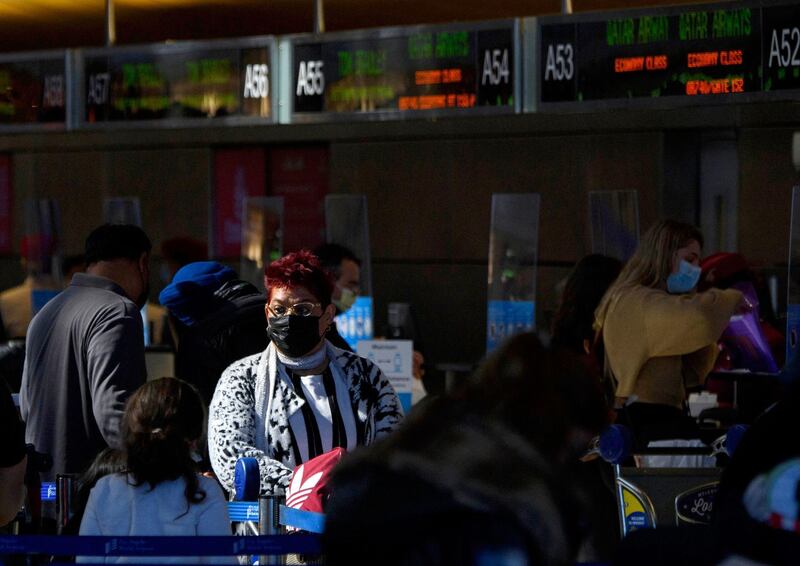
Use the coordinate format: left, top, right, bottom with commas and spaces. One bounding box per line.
357, 339, 413, 412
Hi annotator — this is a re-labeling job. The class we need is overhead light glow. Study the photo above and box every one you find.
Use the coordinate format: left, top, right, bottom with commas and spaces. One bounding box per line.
0, 0, 252, 19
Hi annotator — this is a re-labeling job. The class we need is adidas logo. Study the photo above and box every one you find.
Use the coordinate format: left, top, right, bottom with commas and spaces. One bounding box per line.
286, 466, 323, 509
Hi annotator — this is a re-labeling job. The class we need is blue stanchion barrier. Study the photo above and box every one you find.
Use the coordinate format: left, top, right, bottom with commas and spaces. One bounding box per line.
226, 502, 325, 534
279, 506, 325, 534
234, 458, 260, 501
598, 424, 633, 464
38, 490, 319, 532
40, 482, 56, 502
227, 501, 260, 522
0, 535, 321, 556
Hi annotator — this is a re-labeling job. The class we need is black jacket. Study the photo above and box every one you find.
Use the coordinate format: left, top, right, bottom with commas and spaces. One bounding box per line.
171, 280, 268, 405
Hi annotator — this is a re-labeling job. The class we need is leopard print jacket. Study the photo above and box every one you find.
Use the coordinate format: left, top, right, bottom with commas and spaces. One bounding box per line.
208, 341, 404, 495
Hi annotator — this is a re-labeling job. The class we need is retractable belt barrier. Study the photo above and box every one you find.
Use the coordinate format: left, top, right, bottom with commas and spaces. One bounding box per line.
39, 487, 325, 533
278, 506, 325, 534
586, 423, 750, 465
228, 502, 325, 534
0, 534, 322, 557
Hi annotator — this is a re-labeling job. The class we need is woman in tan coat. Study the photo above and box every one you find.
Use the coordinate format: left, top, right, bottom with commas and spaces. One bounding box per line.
595, 220, 745, 441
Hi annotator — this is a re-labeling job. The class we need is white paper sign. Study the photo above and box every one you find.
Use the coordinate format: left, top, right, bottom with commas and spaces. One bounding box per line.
357, 339, 414, 412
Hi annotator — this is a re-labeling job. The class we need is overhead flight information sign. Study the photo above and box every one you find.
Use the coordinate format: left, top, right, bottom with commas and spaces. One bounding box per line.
290, 20, 517, 120
538, 2, 800, 107
82, 38, 274, 124
761, 3, 800, 93
0, 52, 66, 126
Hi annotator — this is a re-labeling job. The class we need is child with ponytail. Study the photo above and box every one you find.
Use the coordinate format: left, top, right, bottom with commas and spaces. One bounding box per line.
78, 378, 234, 564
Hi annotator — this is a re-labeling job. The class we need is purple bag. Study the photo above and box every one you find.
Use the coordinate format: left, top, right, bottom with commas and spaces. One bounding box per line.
718, 282, 779, 374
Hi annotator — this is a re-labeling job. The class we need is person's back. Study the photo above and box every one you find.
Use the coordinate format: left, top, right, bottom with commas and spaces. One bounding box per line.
79, 473, 231, 563
22, 277, 145, 481
159, 263, 267, 404
172, 287, 267, 404
20, 224, 151, 483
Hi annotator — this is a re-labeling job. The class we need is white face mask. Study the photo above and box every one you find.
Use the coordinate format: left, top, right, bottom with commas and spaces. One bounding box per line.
333, 285, 357, 313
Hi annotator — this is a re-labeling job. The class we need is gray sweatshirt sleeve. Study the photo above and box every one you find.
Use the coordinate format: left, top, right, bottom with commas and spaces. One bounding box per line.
86, 304, 147, 448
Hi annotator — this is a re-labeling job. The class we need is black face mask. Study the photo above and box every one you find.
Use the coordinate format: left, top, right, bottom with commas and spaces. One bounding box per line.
267, 315, 322, 358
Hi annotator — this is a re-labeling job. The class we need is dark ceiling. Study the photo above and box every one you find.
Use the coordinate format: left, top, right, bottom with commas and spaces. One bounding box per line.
2, 0, 714, 53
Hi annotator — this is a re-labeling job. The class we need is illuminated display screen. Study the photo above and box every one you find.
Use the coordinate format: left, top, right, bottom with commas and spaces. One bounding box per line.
292, 22, 515, 117
538, 3, 790, 104
84, 43, 272, 123
0, 56, 66, 125
762, 4, 800, 92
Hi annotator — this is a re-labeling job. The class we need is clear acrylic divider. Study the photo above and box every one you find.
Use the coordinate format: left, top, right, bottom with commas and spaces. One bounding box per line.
588, 190, 640, 261
786, 186, 800, 369
325, 195, 373, 349
241, 196, 284, 292
486, 193, 540, 353
23, 198, 63, 310
103, 197, 142, 226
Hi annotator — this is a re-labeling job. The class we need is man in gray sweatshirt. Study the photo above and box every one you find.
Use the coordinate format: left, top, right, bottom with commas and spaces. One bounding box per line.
20, 224, 151, 483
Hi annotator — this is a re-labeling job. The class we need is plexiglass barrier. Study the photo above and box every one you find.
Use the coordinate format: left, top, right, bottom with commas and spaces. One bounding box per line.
486, 193, 539, 353
23, 198, 62, 316
325, 195, 373, 349
588, 190, 640, 261
787, 186, 800, 369
103, 196, 142, 227
241, 196, 284, 292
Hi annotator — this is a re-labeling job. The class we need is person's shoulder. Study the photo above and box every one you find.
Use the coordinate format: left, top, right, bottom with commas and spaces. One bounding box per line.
626, 285, 664, 298
90, 473, 128, 496
223, 351, 263, 375
0, 282, 29, 302
617, 285, 671, 309
604, 286, 660, 328
197, 475, 226, 499
218, 351, 264, 387
71, 275, 138, 314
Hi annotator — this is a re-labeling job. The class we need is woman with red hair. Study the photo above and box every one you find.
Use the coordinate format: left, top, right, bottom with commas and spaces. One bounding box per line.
208, 250, 403, 496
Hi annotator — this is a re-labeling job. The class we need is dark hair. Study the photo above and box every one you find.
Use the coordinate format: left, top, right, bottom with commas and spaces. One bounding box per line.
122, 378, 206, 507
85, 224, 152, 265
313, 243, 361, 279
265, 249, 334, 306
551, 255, 623, 353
